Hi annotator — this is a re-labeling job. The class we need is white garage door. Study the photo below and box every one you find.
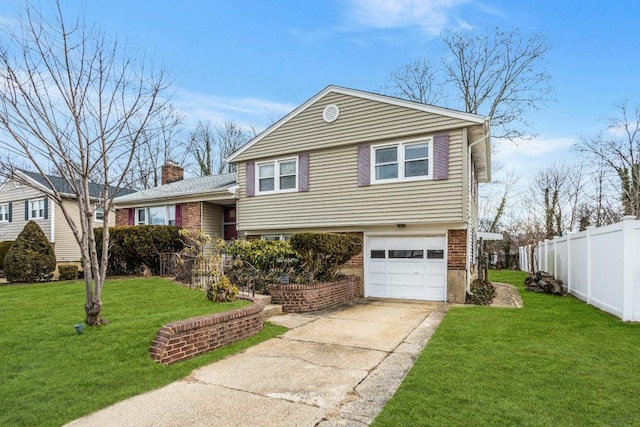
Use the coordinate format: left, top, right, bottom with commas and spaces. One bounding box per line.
367, 236, 447, 301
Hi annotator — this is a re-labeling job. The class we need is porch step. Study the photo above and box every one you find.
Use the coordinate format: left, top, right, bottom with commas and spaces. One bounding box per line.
262, 303, 283, 318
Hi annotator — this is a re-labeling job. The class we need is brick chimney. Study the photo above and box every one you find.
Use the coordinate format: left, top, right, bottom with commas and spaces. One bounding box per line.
161, 161, 184, 185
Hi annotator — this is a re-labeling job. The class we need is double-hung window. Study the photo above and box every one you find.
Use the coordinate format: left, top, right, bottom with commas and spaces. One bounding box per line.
30, 198, 45, 219
0, 203, 9, 222
372, 138, 432, 183
136, 205, 176, 225
257, 158, 297, 194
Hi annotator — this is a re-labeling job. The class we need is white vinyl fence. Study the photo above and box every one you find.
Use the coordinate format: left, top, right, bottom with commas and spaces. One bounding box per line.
519, 216, 640, 322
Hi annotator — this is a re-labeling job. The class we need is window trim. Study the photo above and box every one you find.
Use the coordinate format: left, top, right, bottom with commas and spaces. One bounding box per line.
95, 205, 104, 222
261, 234, 291, 242
135, 205, 177, 226
0, 203, 9, 222
29, 198, 45, 220
255, 157, 298, 194
371, 137, 433, 184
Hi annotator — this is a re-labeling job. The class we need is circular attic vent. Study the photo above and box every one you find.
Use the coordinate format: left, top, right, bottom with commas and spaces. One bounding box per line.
322, 104, 340, 123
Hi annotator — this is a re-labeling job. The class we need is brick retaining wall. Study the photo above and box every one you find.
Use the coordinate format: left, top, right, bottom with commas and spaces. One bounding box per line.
268, 276, 360, 313
150, 297, 264, 365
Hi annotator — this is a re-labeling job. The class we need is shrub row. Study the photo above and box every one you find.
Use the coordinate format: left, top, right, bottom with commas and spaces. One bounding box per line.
289, 233, 362, 282
226, 233, 362, 291
95, 225, 184, 276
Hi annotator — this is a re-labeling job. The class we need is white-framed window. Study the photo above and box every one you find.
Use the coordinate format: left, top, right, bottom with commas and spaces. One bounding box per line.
257, 157, 298, 194
261, 234, 291, 242
136, 208, 146, 225
137, 205, 176, 226
29, 198, 45, 219
0, 203, 9, 222
95, 205, 104, 222
372, 138, 433, 183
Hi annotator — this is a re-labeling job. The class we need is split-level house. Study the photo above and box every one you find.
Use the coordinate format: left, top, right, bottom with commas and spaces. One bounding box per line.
0, 169, 134, 264
227, 86, 491, 303
114, 86, 491, 303
113, 162, 238, 240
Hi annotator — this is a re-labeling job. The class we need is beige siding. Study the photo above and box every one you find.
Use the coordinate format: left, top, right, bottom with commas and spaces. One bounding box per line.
202, 202, 222, 238
237, 130, 465, 231
233, 92, 475, 162
0, 181, 52, 242
54, 199, 112, 262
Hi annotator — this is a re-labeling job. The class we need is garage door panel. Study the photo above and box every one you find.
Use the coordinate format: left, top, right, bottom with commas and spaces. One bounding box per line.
367, 235, 447, 301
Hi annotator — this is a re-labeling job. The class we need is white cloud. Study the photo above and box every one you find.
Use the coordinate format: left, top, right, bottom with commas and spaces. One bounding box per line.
347, 0, 473, 35
172, 89, 296, 129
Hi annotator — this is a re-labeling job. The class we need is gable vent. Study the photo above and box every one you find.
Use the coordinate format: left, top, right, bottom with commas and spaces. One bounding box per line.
322, 104, 340, 123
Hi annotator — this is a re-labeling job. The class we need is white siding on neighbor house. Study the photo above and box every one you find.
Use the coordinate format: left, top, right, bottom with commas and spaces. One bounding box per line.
0, 181, 52, 242
202, 202, 222, 238
53, 200, 113, 262
232, 92, 477, 162
237, 129, 465, 231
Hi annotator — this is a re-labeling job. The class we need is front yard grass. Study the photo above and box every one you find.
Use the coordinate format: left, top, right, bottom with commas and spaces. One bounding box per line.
374, 270, 640, 426
0, 277, 287, 426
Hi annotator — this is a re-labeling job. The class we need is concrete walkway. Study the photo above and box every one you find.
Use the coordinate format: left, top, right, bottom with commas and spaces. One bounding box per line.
491, 282, 523, 309
67, 300, 448, 427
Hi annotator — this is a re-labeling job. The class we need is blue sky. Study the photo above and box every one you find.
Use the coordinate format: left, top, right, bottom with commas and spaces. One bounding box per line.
1, 0, 639, 183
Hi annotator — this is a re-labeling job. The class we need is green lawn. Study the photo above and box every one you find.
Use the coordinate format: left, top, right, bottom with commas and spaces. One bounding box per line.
0, 277, 287, 426
374, 270, 640, 426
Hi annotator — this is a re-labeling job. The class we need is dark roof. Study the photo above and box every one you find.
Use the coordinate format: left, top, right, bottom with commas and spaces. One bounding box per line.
17, 169, 137, 199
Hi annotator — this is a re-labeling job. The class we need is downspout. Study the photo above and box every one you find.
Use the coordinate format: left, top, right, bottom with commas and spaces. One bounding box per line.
465, 119, 490, 292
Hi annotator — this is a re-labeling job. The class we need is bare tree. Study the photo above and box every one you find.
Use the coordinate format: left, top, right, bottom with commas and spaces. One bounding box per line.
384, 28, 553, 142
578, 102, 640, 217
191, 121, 216, 176
384, 58, 443, 105
0, 2, 171, 325
216, 121, 252, 174
191, 120, 252, 176
128, 105, 186, 189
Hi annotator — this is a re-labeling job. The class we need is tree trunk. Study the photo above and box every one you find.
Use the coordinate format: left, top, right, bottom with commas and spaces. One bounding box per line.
85, 300, 107, 326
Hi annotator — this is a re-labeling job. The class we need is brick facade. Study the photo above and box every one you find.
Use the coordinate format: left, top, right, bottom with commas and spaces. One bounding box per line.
115, 209, 129, 227
181, 202, 201, 229
269, 276, 360, 313
447, 229, 467, 270
149, 298, 264, 365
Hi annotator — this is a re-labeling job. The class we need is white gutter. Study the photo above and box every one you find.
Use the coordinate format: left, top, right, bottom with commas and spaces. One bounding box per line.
465, 119, 490, 291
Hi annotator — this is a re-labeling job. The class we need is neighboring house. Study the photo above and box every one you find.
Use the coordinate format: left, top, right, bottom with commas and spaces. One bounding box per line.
0, 169, 134, 264
113, 162, 238, 240
226, 85, 491, 303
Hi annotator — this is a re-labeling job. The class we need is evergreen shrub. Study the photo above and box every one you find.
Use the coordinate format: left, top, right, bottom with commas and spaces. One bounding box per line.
58, 264, 79, 281
289, 232, 362, 281
0, 241, 13, 269
4, 221, 56, 282
95, 225, 184, 276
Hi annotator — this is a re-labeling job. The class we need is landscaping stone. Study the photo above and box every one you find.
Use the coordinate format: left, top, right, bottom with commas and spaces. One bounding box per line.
525, 271, 567, 295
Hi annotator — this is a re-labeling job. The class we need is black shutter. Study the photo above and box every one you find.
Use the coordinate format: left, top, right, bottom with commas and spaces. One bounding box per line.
44, 198, 49, 219
25, 201, 29, 220
7, 202, 11, 222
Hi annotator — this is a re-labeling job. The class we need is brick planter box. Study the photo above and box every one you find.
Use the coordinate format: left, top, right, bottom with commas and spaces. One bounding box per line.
269, 276, 360, 313
150, 297, 264, 365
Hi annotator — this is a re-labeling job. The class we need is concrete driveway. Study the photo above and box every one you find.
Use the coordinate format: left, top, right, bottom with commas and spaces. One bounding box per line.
67, 299, 448, 427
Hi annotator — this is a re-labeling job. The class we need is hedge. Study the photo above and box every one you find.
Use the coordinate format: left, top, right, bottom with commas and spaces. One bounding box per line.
95, 225, 184, 276
289, 233, 362, 282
